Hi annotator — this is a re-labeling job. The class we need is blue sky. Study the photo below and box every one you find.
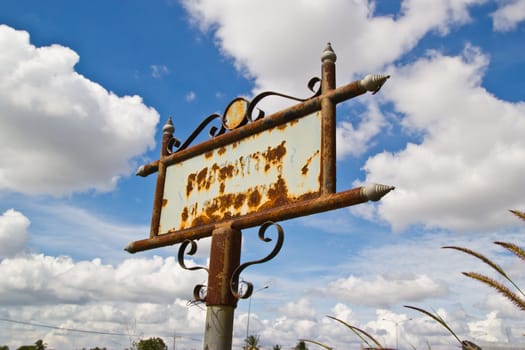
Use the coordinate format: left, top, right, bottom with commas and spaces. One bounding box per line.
1, 1, 525, 349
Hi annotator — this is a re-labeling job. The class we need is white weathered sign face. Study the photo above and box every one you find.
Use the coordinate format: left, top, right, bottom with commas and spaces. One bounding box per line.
159, 111, 321, 233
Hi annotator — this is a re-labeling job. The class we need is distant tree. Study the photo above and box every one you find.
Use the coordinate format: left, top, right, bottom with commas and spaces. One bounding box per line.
294, 340, 308, 350
243, 335, 261, 350
34, 340, 46, 350
89, 347, 107, 350
272, 345, 281, 350
0, 345, 9, 350
136, 337, 167, 350
16, 340, 46, 350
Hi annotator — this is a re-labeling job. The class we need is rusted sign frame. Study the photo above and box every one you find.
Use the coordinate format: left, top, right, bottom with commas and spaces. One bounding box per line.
126, 44, 391, 254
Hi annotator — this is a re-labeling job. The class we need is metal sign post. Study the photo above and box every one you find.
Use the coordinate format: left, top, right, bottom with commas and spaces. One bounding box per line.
126, 43, 393, 350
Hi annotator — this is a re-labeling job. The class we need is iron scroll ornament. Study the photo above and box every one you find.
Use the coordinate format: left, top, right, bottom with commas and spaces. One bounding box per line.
230, 221, 285, 300
178, 239, 209, 303
166, 77, 321, 155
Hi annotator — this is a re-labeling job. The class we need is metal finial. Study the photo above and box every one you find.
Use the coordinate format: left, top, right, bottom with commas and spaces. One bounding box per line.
360, 74, 390, 94
321, 42, 337, 63
361, 183, 395, 202
135, 165, 147, 177
163, 117, 175, 135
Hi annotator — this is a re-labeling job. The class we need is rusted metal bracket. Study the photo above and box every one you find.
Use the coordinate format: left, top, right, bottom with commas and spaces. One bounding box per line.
178, 239, 209, 302
176, 222, 285, 304
230, 221, 284, 300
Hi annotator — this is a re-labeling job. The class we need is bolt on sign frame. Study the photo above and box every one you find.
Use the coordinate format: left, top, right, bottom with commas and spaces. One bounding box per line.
126, 43, 393, 350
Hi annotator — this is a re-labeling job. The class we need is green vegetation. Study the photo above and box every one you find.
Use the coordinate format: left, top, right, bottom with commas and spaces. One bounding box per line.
135, 337, 167, 350
243, 335, 261, 350
293, 340, 309, 350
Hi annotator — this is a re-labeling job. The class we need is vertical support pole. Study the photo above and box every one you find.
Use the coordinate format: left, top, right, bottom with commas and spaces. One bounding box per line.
320, 43, 337, 195
203, 222, 242, 350
150, 118, 174, 238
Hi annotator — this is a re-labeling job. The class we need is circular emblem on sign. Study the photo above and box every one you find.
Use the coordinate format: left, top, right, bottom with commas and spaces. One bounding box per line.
223, 98, 249, 130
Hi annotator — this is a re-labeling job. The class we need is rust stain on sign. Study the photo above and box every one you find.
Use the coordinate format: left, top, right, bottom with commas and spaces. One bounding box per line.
160, 111, 322, 233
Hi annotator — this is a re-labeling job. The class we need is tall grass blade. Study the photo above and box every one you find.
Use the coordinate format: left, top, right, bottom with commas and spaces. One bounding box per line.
492, 241, 525, 297
509, 209, 525, 222
442, 246, 508, 278
463, 272, 525, 312
462, 340, 483, 350
494, 241, 525, 263
404, 305, 462, 345
326, 315, 383, 349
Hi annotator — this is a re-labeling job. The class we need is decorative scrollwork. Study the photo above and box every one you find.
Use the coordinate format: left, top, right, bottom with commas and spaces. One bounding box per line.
178, 240, 209, 302
230, 221, 284, 299
193, 284, 207, 303
245, 76, 321, 122
167, 77, 321, 154
177, 239, 209, 272
167, 113, 226, 154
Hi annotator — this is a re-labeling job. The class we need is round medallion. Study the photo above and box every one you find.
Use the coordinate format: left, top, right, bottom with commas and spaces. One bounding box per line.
223, 98, 249, 130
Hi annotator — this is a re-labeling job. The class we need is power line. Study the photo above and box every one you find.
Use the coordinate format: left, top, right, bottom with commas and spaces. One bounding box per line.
1, 317, 202, 346
1, 317, 201, 342
0, 317, 132, 337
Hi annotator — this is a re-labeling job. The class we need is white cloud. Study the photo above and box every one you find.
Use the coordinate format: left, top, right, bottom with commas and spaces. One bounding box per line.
492, 0, 525, 31
360, 45, 525, 232
0, 209, 30, 258
0, 25, 159, 196
327, 274, 448, 307
150, 64, 170, 78
181, 0, 485, 96
278, 298, 317, 320
468, 311, 504, 342
185, 90, 197, 102
336, 101, 388, 159
1, 299, 206, 350
0, 254, 206, 305
2, 229, 524, 349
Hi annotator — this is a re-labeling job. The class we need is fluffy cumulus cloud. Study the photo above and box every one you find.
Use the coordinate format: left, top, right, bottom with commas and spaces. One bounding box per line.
327, 273, 448, 307
0, 25, 159, 196
360, 46, 525, 231
2, 230, 524, 349
181, 0, 486, 95
0, 209, 30, 257
2, 299, 206, 350
0, 253, 208, 348
491, 0, 525, 31
0, 254, 205, 305
277, 298, 317, 320
336, 101, 388, 159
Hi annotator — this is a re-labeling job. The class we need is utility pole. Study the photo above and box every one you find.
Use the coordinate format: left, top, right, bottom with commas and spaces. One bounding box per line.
246, 285, 269, 338
173, 332, 182, 350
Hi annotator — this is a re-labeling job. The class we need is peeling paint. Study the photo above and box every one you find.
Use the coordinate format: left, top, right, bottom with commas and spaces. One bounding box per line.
160, 111, 322, 232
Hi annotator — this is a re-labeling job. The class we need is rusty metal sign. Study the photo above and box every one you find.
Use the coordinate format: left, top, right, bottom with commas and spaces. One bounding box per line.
126, 43, 392, 253
125, 43, 395, 350
162, 111, 321, 233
